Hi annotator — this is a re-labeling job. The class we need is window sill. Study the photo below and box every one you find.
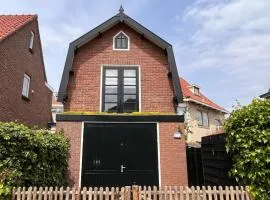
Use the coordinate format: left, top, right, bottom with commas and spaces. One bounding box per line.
21, 95, 30, 102
198, 125, 210, 129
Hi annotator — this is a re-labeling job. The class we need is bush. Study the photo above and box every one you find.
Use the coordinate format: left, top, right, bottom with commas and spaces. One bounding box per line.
224, 99, 270, 200
0, 122, 70, 188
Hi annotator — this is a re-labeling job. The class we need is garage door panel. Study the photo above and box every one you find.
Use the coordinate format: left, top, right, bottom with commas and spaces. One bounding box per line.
81, 123, 158, 187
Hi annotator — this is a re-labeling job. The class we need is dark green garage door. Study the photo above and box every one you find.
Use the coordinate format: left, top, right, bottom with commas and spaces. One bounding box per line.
81, 123, 159, 187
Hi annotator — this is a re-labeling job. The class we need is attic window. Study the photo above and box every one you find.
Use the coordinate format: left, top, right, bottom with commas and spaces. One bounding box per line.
194, 87, 199, 95
29, 31, 34, 52
113, 31, 129, 50
191, 85, 200, 95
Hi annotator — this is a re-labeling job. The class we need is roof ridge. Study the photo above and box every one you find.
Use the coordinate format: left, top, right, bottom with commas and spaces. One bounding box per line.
0, 14, 36, 16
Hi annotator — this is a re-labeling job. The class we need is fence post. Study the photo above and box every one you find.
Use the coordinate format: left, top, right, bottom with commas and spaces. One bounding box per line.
132, 185, 139, 200
124, 186, 131, 200
12, 187, 16, 200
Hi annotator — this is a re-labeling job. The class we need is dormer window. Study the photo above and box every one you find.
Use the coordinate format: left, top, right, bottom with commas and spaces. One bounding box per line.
194, 87, 199, 95
113, 31, 129, 50
29, 31, 34, 52
191, 85, 200, 95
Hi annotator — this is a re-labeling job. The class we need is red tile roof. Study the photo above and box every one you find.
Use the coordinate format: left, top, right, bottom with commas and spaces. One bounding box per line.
0, 15, 36, 41
180, 77, 227, 112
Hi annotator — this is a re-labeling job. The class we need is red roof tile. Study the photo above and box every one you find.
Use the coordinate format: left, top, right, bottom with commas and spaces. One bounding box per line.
0, 15, 36, 41
180, 77, 227, 112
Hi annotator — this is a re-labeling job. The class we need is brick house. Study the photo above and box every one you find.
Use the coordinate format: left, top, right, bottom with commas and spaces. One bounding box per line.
0, 15, 52, 128
57, 7, 187, 187
180, 78, 228, 145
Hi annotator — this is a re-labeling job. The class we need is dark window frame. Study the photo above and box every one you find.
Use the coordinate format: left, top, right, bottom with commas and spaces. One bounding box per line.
102, 66, 139, 113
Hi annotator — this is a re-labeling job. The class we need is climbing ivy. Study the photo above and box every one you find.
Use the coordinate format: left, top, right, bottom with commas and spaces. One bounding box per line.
224, 99, 270, 200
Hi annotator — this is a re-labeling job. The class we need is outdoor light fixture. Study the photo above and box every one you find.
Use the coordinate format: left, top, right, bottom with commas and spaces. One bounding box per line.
174, 128, 182, 139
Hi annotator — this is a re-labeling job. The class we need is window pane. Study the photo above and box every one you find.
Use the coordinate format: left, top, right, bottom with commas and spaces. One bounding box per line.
124, 70, 136, 77
124, 78, 136, 85
22, 75, 30, 97
124, 95, 136, 103
105, 95, 117, 102
105, 77, 118, 85
202, 112, 209, 127
124, 86, 136, 94
105, 86, 118, 94
196, 111, 203, 126
123, 103, 137, 113
122, 38, 127, 49
116, 38, 121, 48
105, 69, 118, 77
215, 119, 222, 126
104, 103, 118, 112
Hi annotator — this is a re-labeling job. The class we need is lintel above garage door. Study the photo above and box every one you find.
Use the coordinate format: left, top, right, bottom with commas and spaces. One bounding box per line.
56, 114, 184, 122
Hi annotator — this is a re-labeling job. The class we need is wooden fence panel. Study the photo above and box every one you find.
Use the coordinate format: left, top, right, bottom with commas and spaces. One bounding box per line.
12, 186, 252, 200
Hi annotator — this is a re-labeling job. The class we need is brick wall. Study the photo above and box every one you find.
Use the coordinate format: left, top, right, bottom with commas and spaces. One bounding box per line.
159, 122, 188, 186
57, 121, 188, 186
57, 122, 82, 185
65, 23, 176, 113
0, 18, 52, 128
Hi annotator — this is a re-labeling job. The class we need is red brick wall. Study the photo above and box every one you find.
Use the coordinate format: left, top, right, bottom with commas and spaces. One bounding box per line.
159, 122, 188, 186
0, 18, 52, 128
57, 121, 188, 186
57, 122, 82, 185
65, 23, 176, 113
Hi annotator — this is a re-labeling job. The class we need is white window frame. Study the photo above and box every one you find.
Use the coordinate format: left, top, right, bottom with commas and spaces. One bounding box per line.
29, 31, 34, 51
202, 112, 209, 127
196, 110, 209, 127
113, 31, 130, 51
196, 110, 203, 126
22, 74, 31, 98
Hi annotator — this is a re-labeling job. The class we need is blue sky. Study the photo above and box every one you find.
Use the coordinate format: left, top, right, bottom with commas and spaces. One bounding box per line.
1, 0, 270, 110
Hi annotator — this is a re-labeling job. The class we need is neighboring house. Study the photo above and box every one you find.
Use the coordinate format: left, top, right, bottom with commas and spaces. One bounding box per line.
0, 15, 52, 128
56, 7, 187, 187
180, 78, 227, 144
50, 92, 64, 131
260, 89, 270, 99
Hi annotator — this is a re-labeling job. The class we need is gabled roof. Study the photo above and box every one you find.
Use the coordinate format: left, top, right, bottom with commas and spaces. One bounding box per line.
180, 77, 227, 113
260, 89, 270, 99
58, 7, 183, 104
0, 15, 36, 41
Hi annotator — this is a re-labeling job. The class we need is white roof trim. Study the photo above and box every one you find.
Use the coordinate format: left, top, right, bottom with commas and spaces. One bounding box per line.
183, 98, 229, 113
45, 82, 54, 92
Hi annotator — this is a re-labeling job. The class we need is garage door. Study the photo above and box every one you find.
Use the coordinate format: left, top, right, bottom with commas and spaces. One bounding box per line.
81, 123, 159, 187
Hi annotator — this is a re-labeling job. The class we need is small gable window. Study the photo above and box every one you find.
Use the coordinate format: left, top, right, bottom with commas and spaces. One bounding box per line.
29, 31, 34, 52
113, 32, 129, 50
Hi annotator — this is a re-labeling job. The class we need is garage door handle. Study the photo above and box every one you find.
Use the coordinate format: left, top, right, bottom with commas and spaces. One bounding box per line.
120, 165, 126, 173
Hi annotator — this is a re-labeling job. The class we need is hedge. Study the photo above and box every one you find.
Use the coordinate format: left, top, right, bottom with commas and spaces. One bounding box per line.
224, 99, 270, 200
0, 122, 69, 192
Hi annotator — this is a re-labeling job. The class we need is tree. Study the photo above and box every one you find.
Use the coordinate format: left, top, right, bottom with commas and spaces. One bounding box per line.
224, 99, 270, 200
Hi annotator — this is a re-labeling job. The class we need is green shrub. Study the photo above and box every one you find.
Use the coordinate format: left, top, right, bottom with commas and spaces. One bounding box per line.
224, 99, 270, 200
0, 122, 70, 189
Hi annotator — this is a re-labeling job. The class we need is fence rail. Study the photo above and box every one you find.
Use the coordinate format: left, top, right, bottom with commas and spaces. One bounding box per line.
12, 186, 252, 200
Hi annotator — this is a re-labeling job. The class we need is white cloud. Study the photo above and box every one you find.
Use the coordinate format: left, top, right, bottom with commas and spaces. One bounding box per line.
175, 0, 270, 109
